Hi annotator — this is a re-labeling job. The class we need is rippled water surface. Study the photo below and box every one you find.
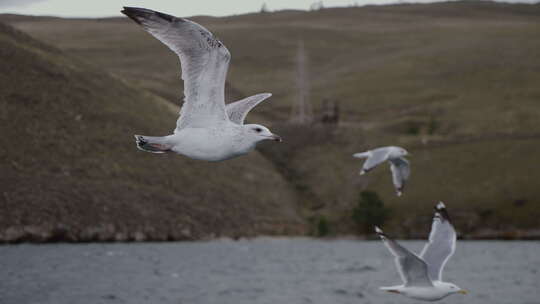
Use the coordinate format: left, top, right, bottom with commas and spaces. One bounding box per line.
1, 238, 539, 304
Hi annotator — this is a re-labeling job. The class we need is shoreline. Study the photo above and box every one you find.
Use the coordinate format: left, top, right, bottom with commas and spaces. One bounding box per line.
2, 227, 539, 244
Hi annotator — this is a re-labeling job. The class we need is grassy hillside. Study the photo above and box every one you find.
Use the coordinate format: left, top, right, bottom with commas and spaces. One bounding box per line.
0, 22, 306, 242
4, 1, 540, 238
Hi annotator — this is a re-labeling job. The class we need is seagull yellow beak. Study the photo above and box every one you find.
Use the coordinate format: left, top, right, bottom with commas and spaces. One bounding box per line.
458, 289, 468, 295
271, 134, 283, 142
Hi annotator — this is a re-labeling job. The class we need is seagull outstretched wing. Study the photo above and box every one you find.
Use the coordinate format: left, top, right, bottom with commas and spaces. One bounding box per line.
122, 7, 230, 130
389, 157, 410, 196
353, 148, 391, 174
375, 226, 433, 287
226, 93, 272, 125
420, 202, 457, 282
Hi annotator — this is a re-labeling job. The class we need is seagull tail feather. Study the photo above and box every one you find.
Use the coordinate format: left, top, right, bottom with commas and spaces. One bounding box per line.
134, 135, 172, 154
352, 151, 370, 159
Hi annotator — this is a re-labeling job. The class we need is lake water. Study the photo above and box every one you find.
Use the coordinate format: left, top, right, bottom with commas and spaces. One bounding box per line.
1, 238, 539, 304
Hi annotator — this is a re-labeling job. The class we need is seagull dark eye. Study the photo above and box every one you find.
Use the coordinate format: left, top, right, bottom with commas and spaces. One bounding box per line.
255, 128, 262, 133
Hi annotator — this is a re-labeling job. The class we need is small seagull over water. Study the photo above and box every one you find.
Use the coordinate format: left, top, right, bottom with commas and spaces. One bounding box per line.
122, 7, 281, 161
353, 146, 410, 196
375, 202, 468, 301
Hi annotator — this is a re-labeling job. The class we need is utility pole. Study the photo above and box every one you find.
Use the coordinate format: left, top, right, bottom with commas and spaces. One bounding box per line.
260, 2, 269, 13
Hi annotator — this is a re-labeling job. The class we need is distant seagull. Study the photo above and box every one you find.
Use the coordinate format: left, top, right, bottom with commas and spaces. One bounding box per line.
375, 202, 468, 301
121, 7, 281, 161
353, 146, 410, 196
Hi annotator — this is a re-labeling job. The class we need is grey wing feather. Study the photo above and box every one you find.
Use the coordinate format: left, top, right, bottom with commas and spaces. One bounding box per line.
361, 148, 391, 173
389, 157, 410, 196
121, 7, 230, 130
375, 228, 433, 287
226, 93, 272, 125
420, 203, 457, 282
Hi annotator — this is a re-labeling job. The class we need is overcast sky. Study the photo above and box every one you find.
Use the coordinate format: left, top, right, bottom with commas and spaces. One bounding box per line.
0, 0, 538, 17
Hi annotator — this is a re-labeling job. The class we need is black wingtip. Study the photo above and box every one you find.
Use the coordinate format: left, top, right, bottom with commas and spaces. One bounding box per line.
155, 11, 176, 22
121, 6, 152, 14
434, 201, 451, 222
134, 135, 147, 147
121, 6, 179, 24
121, 7, 149, 25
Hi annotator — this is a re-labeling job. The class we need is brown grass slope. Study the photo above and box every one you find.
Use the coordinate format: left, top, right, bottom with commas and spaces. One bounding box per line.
0, 22, 306, 242
4, 1, 540, 237
6, 1, 540, 131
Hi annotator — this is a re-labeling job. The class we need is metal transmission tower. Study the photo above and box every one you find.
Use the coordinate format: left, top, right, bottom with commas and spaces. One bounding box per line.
290, 40, 313, 124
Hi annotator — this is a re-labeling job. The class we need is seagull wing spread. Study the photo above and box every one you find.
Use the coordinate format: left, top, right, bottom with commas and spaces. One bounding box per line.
420, 202, 457, 282
361, 148, 391, 173
226, 93, 272, 125
389, 157, 410, 195
122, 7, 230, 130
376, 227, 433, 287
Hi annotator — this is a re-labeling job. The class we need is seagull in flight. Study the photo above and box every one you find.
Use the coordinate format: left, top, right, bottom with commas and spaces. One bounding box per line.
375, 202, 468, 301
122, 7, 281, 161
353, 146, 410, 196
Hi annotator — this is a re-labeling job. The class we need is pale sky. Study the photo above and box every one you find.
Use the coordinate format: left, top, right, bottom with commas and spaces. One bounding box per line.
0, 0, 538, 18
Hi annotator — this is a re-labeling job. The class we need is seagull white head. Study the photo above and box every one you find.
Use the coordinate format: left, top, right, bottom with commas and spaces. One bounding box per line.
243, 124, 282, 143
387, 146, 409, 159
440, 282, 468, 295
397, 147, 409, 156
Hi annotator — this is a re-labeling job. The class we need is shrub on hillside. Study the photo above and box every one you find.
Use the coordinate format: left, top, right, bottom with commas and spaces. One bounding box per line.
352, 191, 390, 234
